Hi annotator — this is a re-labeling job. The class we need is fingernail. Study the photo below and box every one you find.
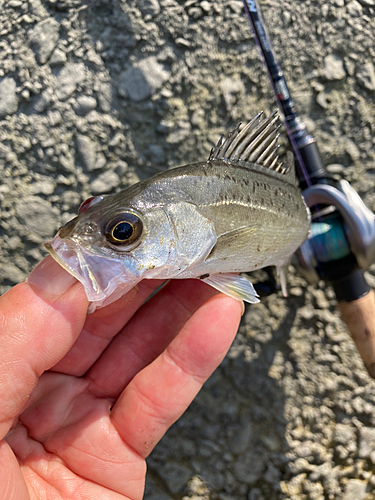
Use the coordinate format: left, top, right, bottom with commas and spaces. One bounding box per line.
27, 256, 78, 297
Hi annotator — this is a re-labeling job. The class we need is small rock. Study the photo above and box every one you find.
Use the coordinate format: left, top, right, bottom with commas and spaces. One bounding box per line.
47, 110, 62, 126
313, 289, 330, 309
175, 38, 191, 48
326, 163, 345, 174
119, 57, 170, 102
282, 10, 292, 24
7, 235, 21, 250
49, 48, 67, 66
30, 179, 55, 195
157, 462, 191, 494
115, 160, 128, 177
357, 0, 375, 5
333, 424, 356, 445
322, 54, 346, 80
55, 63, 86, 101
15, 196, 59, 240
248, 488, 264, 500
347, 0, 363, 16
220, 76, 244, 111
90, 171, 120, 194
29, 18, 59, 65
93, 152, 107, 170
74, 95, 97, 115
76, 135, 96, 170
0, 77, 18, 118
345, 139, 361, 161
200, 1, 211, 12
342, 479, 367, 500
233, 451, 265, 485
228, 0, 243, 13
358, 427, 375, 458
356, 62, 375, 91
148, 144, 165, 164
191, 108, 205, 127
34, 88, 53, 113
97, 81, 113, 112
316, 92, 329, 109
137, 0, 160, 16
3, 263, 26, 283
333, 0, 344, 5
227, 420, 252, 454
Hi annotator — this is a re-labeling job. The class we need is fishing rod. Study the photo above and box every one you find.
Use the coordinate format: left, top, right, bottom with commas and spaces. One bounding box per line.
242, 0, 375, 378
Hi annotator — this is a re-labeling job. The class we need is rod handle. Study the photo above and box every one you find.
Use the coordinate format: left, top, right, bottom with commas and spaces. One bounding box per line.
338, 289, 375, 379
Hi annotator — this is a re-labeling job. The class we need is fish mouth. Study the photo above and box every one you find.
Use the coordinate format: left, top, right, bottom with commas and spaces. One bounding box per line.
44, 235, 141, 312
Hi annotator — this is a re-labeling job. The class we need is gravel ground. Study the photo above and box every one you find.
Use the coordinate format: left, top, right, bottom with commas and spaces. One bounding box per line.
1, 0, 375, 498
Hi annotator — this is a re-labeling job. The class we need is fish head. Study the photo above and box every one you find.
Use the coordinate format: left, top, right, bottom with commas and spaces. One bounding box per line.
44, 194, 180, 311
44, 192, 217, 311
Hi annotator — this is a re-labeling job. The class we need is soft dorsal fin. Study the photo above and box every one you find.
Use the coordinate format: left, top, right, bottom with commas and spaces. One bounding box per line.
209, 110, 292, 177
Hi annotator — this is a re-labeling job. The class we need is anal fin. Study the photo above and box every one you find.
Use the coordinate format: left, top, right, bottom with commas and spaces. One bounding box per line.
200, 273, 260, 304
276, 264, 288, 297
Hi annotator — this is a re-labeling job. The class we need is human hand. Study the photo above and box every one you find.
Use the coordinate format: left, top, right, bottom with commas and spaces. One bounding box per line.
0, 257, 242, 500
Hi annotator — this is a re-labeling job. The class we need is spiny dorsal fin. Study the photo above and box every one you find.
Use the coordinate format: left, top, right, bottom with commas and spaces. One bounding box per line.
209, 110, 292, 178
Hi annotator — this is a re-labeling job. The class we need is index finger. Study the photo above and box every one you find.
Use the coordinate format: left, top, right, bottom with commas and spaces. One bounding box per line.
0, 257, 88, 438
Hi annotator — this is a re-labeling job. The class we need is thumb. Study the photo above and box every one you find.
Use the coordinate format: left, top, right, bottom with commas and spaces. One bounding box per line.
0, 256, 88, 438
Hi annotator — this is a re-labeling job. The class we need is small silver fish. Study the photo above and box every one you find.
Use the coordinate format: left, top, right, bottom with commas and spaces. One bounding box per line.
45, 111, 310, 311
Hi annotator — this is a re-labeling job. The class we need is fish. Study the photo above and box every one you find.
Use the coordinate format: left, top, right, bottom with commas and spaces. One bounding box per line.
44, 110, 310, 312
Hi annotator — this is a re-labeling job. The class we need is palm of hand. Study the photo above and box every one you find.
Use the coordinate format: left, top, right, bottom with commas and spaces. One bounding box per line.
1, 258, 241, 500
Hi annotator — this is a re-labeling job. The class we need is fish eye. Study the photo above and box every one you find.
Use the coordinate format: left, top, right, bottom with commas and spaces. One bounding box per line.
104, 211, 143, 248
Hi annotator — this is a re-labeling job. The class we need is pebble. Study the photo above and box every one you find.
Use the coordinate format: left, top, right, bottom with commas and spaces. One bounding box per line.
49, 48, 67, 66
137, 0, 161, 17
74, 95, 97, 115
30, 179, 55, 195
357, 0, 375, 5
326, 163, 345, 174
28, 18, 59, 65
358, 427, 375, 458
356, 62, 375, 91
97, 81, 113, 112
322, 54, 346, 80
345, 140, 361, 161
233, 451, 265, 485
15, 196, 58, 240
148, 144, 166, 164
333, 424, 356, 445
157, 462, 191, 494
47, 110, 62, 126
228, 1, 243, 14
347, 0, 363, 16
55, 63, 86, 101
90, 171, 120, 194
76, 135, 96, 170
1, 263, 26, 283
119, 57, 170, 102
342, 479, 368, 500
0, 77, 18, 118
227, 420, 252, 454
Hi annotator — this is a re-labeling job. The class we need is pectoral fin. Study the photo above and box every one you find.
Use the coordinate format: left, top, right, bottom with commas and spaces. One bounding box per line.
200, 273, 260, 303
